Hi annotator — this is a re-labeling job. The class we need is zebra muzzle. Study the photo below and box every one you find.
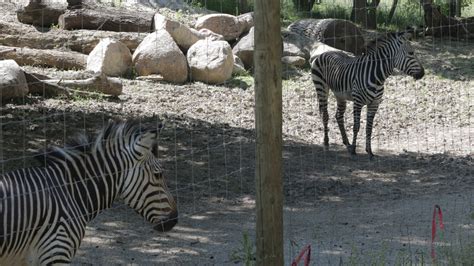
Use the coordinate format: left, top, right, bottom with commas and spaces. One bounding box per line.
154, 210, 178, 232
413, 68, 425, 80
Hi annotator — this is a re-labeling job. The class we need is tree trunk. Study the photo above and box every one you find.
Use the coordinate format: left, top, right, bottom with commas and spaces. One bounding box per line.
352, 0, 368, 27
58, 8, 153, 32
0, 21, 146, 54
292, 0, 316, 13
367, 0, 380, 29
387, 0, 399, 24
449, 0, 461, 17
0, 45, 87, 70
422, 0, 474, 38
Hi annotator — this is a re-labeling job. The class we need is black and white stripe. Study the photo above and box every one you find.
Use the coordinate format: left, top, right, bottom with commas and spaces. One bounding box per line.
311, 31, 425, 157
1, 121, 177, 264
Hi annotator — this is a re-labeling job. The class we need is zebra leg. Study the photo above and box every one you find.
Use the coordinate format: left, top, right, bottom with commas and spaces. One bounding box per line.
365, 101, 380, 158
316, 85, 330, 149
335, 99, 350, 146
348, 103, 363, 155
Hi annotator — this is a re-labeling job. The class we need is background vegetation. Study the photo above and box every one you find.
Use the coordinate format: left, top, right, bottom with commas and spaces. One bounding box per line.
189, 0, 474, 30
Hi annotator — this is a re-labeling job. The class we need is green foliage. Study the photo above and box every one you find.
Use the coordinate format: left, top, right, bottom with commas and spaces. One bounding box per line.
229, 231, 255, 265
278, 0, 474, 31
192, 0, 253, 15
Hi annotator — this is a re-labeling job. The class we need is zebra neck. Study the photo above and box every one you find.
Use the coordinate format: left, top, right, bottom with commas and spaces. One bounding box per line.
364, 52, 396, 86
53, 151, 122, 222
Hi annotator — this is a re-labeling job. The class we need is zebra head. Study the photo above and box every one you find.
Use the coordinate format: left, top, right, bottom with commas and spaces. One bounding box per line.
120, 123, 178, 232
393, 31, 425, 80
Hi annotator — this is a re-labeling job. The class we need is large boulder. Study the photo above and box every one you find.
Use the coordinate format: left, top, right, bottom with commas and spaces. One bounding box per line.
232, 55, 246, 75
0, 60, 29, 100
86, 38, 132, 76
195, 13, 247, 41
282, 56, 306, 67
187, 40, 234, 84
152, 13, 223, 50
232, 27, 254, 69
132, 30, 188, 83
16, 0, 68, 27
237, 12, 254, 34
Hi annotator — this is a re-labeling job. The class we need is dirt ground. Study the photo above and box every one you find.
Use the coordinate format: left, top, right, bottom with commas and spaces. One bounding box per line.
1, 2, 473, 265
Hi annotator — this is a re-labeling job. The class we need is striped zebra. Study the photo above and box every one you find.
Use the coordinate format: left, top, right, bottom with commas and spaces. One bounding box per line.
311, 31, 425, 157
1, 121, 177, 264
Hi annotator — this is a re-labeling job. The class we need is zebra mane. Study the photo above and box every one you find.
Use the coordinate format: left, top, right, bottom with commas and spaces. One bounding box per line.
36, 120, 148, 165
363, 32, 401, 55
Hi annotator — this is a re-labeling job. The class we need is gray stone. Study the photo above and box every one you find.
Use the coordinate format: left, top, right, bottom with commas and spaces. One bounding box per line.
232, 27, 254, 69
187, 40, 234, 84
195, 13, 245, 41
132, 30, 188, 83
87, 38, 132, 76
232, 55, 246, 75
282, 56, 307, 68
152, 13, 224, 50
0, 60, 29, 100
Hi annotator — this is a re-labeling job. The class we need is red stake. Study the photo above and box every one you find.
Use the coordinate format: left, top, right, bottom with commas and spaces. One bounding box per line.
431, 204, 445, 261
291, 244, 311, 266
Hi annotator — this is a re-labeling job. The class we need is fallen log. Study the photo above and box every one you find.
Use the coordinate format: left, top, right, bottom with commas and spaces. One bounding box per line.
422, 0, 474, 38
288, 19, 366, 55
44, 74, 122, 96
25, 72, 72, 97
0, 21, 146, 54
58, 8, 152, 32
26, 72, 122, 97
0, 45, 87, 70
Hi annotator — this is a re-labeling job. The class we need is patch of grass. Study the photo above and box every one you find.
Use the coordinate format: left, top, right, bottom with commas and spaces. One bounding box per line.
229, 231, 256, 265
227, 73, 254, 89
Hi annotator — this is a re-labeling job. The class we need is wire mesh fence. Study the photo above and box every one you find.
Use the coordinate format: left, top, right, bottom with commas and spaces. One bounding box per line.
0, 0, 473, 265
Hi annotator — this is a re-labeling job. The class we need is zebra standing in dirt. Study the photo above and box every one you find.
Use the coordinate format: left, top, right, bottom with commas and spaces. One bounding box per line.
0, 121, 177, 264
311, 31, 425, 158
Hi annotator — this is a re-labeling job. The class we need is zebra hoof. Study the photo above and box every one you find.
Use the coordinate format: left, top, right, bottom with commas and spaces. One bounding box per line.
347, 145, 356, 155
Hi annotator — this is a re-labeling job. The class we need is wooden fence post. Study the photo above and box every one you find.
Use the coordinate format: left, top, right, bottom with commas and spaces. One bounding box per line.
254, 0, 284, 265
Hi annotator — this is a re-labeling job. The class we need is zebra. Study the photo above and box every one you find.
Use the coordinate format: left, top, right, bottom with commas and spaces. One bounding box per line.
310, 31, 425, 158
1, 120, 178, 264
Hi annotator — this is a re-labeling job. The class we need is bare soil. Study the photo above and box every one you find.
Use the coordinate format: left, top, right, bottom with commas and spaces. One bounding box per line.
1, 2, 473, 265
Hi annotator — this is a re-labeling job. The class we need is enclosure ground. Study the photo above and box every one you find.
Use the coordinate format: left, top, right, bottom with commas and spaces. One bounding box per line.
1, 2, 473, 265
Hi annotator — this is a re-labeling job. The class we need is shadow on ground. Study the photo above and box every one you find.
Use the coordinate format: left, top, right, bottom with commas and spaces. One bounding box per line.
1, 104, 473, 264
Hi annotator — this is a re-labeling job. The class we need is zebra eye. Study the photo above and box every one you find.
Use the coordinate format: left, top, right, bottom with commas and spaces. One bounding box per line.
408, 51, 414, 55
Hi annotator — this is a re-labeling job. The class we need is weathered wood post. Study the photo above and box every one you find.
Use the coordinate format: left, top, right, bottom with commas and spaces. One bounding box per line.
254, 0, 284, 265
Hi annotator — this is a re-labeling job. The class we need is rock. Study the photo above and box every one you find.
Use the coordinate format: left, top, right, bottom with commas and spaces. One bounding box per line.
132, 30, 188, 84
233, 55, 246, 75
282, 56, 306, 67
187, 40, 234, 84
0, 60, 29, 100
232, 27, 254, 69
283, 40, 307, 59
237, 12, 254, 34
152, 13, 223, 50
17, 0, 68, 27
282, 30, 315, 59
86, 38, 132, 77
195, 13, 245, 41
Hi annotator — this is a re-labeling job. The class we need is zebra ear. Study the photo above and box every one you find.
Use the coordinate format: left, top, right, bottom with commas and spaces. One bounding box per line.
136, 129, 159, 152
399, 27, 415, 40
